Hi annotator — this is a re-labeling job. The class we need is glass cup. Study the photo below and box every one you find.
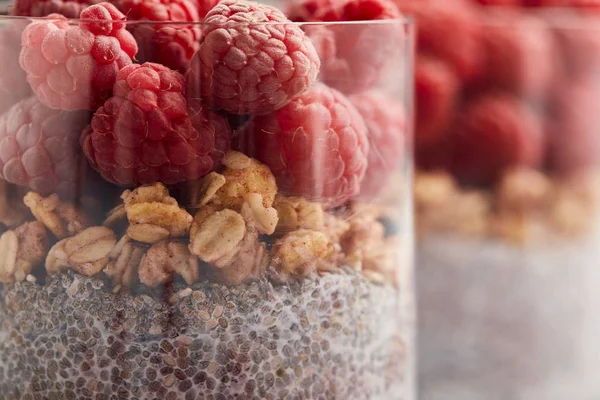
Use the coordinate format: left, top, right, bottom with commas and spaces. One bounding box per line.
411, 6, 600, 400
0, 10, 415, 400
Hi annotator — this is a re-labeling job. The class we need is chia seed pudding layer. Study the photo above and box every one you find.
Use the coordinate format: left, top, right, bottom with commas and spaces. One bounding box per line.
0, 269, 410, 400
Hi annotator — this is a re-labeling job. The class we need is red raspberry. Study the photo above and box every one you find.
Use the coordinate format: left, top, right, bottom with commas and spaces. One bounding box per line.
19, 3, 138, 111
117, 0, 201, 73
476, 12, 555, 98
0, 21, 32, 115
396, 0, 483, 83
349, 91, 406, 199
475, 0, 520, 5
81, 63, 231, 186
0, 96, 89, 196
547, 79, 600, 173
238, 82, 369, 206
291, 0, 403, 94
524, 0, 600, 8
451, 93, 545, 185
415, 55, 459, 149
187, 0, 320, 115
195, 0, 220, 18
11, 0, 104, 17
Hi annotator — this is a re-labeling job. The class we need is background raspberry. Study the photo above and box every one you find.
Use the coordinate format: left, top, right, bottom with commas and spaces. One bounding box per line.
81, 63, 231, 186
195, 0, 219, 18
451, 93, 545, 185
0, 97, 89, 197
474, 11, 555, 98
0, 21, 32, 115
11, 0, 105, 17
350, 91, 406, 199
395, 0, 483, 83
237, 82, 369, 207
415, 55, 459, 150
187, 0, 320, 115
117, 0, 202, 73
292, 0, 403, 94
19, 3, 138, 111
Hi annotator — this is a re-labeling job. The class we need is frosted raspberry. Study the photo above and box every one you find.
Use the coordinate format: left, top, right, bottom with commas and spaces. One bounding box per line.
11, 0, 104, 17
547, 79, 600, 173
292, 0, 403, 94
187, 0, 320, 115
451, 93, 544, 185
81, 63, 231, 186
0, 21, 32, 115
0, 97, 89, 197
415, 55, 459, 149
117, 0, 201, 73
395, 0, 482, 82
238, 82, 369, 206
349, 91, 406, 199
19, 3, 138, 111
476, 12, 554, 98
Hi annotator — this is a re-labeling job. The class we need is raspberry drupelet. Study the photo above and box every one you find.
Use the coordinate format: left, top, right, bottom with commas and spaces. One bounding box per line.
237, 82, 369, 207
117, 0, 202, 73
81, 63, 231, 187
0, 97, 89, 197
19, 3, 138, 111
187, 0, 321, 115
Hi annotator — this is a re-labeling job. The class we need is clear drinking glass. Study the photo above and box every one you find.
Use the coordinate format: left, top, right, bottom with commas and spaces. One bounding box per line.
0, 11, 415, 400
414, 8, 600, 400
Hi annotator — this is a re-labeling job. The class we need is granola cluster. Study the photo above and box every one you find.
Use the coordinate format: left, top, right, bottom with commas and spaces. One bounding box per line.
0, 152, 404, 289
416, 167, 600, 244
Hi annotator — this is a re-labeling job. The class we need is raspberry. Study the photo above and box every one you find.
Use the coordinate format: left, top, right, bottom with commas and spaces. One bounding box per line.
476, 12, 555, 98
195, 0, 220, 18
117, 0, 201, 73
547, 80, 600, 173
291, 0, 403, 94
81, 63, 231, 186
395, 0, 483, 82
11, 0, 104, 17
451, 93, 544, 185
19, 3, 138, 111
415, 55, 459, 149
0, 97, 89, 197
524, 0, 600, 8
238, 82, 369, 206
187, 0, 320, 115
0, 21, 32, 115
475, 0, 520, 5
349, 91, 405, 199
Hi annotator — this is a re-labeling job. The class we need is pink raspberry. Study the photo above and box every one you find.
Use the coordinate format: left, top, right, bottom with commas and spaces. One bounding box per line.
0, 21, 32, 115
81, 63, 231, 186
451, 93, 544, 185
238, 82, 369, 206
291, 0, 403, 94
415, 55, 459, 149
187, 0, 320, 115
396, 0, 483, 83
547, 79, 600, 173
117, 0, 202, 73
0, 96, 89, 197
475, 12, 555, 98
19, 3, 138, 111
11, 0, 105, 17
349, 91, 406, 199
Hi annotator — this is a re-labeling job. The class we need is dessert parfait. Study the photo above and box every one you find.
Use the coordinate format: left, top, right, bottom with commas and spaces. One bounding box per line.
402, 0, 600, 399
0, 0, 414, 398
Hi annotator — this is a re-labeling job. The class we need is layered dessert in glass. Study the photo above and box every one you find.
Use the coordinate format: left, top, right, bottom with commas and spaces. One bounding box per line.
401, 0, 600, 398
0, 0, 415, 398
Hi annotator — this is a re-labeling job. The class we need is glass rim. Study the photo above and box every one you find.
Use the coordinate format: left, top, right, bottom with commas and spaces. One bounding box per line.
0, 14, 414, 26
